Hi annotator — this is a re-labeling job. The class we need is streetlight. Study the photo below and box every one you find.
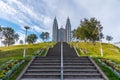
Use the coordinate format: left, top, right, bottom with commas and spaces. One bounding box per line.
0, 26, 2, 47
97, 25, 103, 57
23, 26, 30, 58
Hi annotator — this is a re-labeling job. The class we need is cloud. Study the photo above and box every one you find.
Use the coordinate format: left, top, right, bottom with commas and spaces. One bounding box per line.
0, 0, 120, 42
0, 0, 52, 32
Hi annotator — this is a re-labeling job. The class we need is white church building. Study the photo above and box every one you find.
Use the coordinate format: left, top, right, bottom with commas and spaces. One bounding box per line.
52, 17, 71, 42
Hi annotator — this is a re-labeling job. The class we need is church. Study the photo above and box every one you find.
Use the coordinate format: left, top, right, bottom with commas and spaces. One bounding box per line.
52, 17, 71, 42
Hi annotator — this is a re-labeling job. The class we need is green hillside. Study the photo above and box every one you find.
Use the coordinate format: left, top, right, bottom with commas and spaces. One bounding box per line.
69, 42, 120, 63
1, 42, 120, 65
69, 42, 120, 80
0, 42, 55, 66
0, 42, 120, 80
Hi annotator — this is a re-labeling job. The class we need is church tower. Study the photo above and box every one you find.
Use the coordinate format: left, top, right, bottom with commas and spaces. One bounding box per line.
52, 17, 58, 42
65, 17, 71, 42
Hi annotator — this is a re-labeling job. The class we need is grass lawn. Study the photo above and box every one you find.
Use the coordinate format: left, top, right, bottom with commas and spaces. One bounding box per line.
0, 42, 55, 80
69, 42, 120, 63
1, 42, 120, 80
0, 42, 55, 66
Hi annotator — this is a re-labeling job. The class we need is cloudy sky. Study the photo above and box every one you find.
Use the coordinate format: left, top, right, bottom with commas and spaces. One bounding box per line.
0, 0, 120, 43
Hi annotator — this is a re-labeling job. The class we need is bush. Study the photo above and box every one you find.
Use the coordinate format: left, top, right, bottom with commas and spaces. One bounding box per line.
0, 73, 4, 78
101, 58, 120, 72
0, 59, 22, 79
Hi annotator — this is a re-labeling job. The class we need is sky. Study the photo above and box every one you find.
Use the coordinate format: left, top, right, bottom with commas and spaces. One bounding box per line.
0, 0, 120, 45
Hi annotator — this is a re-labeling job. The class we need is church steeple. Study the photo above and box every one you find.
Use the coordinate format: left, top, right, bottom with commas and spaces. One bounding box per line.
52, 17, 58, 42
65, 17, 71, 42
52, 17, 72, 42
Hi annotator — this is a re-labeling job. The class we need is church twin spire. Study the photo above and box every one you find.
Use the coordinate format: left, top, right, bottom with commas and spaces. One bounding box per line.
52, 17, 71, 42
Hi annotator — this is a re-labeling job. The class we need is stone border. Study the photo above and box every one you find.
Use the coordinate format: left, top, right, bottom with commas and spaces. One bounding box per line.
45, 47, 50, 56
89, 57, 109, 80
73, 46, 80, 57
16, 57, 35, 80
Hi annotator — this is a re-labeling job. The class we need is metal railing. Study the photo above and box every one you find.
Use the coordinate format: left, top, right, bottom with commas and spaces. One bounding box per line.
61, 42, 64, 80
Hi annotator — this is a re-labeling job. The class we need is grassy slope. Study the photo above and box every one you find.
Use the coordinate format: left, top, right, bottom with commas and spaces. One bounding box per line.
0, 42, 55, 66
70, 42, 120, 63
70, 42, 120, 79
1, 42, 120, 79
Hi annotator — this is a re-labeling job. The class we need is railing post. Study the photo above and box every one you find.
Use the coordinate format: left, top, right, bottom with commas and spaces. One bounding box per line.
61, 42, 64, 80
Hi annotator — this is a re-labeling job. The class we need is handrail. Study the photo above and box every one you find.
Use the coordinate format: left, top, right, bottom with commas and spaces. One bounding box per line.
61, 42, 64, 80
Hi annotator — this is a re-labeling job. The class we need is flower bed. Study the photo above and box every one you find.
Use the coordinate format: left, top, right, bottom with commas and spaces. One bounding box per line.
100, 58, 120, 72
98, 58, 120, 78
0, 60, 24, 80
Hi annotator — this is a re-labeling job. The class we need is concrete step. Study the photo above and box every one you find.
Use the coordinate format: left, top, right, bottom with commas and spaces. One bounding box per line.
63, 58, 90, 60
28, 66, 96, 70
31, 63, 60, 66
64, 63, 94, 66
34, 58, 60, 60
63, 61, 91, 63
20, 78, 60, 80
33, 60, 61, 63
23, 73, 102, 78
63, 59, 90, 61
28, 66, 60, 69
64, 73, 102, 79
34, 58, 90, 60
64, 71, 99, 74
64, 79, 104, 80
27, 69, 61, 71
20, 78, 104, 80
26, 69, 98, 74
31, 63, 95, 67
27, 68, 97, 71
26, 70, 60, 74
63, 66, 96, 69
23, 73, 60, 78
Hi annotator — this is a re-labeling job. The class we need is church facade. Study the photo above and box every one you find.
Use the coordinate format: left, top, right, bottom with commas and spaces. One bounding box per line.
52, 17, 71, 42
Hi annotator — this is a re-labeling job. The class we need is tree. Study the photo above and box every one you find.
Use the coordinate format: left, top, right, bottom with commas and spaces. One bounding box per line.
19, 40, 23, 44
40, 32, 49, 42
76, 17, 104, 43
106, 35, 113, 43
44, 32, 49, 41
2, 27, 19, 46
0, 26, 3, 46
40, 32, 45, 41
0, 26, 2, 35
27, 34, 38, 44
71, 29, 77, 41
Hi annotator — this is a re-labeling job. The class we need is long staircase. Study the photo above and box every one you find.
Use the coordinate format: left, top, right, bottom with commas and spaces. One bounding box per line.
17, 42, 108, 80
62, 42, 108, 80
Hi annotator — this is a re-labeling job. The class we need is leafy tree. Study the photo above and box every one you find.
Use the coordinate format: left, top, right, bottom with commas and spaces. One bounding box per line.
0, 26, 3, 46
40, 32, 49, 42
0, 26, 2, 34
44, 32, 49, 41
27, 34, 38, 44
106, 35, 113, 43
40, 32, 45, 41
76, 17, 104, 43
2, 27, 19, 46
19, 40, 23, 44
71, 29, 77, 41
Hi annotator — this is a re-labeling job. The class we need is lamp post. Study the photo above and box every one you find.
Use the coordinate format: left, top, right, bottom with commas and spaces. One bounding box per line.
23, 26, 30, 58
0, 26, 2, 47
98, 26, 103, 57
